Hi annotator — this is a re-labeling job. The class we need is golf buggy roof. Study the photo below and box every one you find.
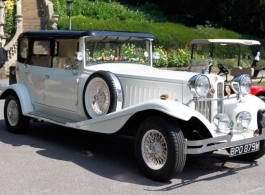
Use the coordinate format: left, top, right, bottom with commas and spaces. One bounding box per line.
190, 39, 261, 46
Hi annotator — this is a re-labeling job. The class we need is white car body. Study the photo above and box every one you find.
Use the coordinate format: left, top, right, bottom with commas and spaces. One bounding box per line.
0, 31, 264, 181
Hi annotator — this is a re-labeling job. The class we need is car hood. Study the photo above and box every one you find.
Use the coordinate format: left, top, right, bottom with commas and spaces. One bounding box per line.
85, 63, 199, 84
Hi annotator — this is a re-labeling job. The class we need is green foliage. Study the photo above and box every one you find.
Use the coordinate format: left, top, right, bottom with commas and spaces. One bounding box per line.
57, 16, 247, 49
52, 0, 66, 17
137, 2, 167, 22
3, 0, 16, 43
53, 0, 166, 23
167, 47, 191, 67
153, 45, 168, 67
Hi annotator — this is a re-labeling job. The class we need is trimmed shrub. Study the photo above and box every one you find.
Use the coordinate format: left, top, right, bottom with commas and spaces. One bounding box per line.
3, 0, 16, 43
53, 0, 166, 23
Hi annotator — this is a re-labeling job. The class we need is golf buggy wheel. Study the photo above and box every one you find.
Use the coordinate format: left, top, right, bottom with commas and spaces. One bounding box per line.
4, 94, 30, 134
83, 71, 123, 119
135, 116, 186, 182
229, 110, 265, 161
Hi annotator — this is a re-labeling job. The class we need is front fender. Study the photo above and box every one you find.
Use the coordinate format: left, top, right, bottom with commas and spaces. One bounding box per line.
66, 99, 215, 135
224, 94, 265, 130
0, 83, 34, 115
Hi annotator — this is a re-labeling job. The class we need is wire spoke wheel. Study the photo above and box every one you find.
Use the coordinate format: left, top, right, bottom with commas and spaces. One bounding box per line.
89, 78, 110, 116
6, 100, 19, 126
135, 116, 186, 182
4, 94, 29, 134
83, 71, 123, 119
142, 129, 167, 170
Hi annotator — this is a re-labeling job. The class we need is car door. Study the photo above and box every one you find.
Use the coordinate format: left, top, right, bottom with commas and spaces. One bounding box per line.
21, 39, 51, 106
43, 39, 79, 112
23, 65, 47, 105
44, 66, 79, 112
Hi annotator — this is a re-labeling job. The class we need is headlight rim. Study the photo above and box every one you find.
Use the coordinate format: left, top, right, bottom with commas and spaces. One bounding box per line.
231, 74, 251, 95
236, 111, 252, 128
188, 74, 210, 97
213, 113, 231, 133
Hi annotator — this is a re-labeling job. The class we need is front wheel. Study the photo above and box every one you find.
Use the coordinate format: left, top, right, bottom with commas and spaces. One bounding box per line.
135, 116, 186, 182
4, 94, 29, 133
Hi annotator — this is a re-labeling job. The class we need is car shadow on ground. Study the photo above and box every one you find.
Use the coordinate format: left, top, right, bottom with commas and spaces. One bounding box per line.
0, 119, 259, 187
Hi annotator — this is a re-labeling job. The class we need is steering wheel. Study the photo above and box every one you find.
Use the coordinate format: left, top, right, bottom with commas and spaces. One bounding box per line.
217, 64, 229, 75
217, 64, 229, 82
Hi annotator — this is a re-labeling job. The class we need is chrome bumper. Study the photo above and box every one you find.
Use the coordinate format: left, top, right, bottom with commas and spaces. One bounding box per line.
186, 128, 265, 154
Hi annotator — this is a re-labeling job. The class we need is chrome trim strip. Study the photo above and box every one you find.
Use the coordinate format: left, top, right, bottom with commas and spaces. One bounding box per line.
108, 72, 123, 111
195, 96, 237, 101
217, 82, 224, 113
186, 129, 265, 154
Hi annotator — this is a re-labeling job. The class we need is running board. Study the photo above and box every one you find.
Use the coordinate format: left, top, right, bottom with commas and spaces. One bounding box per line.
27, 111, 78, 125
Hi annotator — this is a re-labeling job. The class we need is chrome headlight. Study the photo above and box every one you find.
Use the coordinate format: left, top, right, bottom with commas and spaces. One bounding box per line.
188, 74, 210, 97
213, 113, 230, 133
236, 111, 251, 128
231, 74, 251, 95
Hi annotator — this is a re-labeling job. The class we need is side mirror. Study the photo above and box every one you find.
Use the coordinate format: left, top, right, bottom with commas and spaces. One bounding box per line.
203, 57, 213, 74
75, 52, 83, 61
152, 52, 160, 60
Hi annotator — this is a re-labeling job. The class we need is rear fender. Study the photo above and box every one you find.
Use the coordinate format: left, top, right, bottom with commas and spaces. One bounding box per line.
0, 83, 34, 115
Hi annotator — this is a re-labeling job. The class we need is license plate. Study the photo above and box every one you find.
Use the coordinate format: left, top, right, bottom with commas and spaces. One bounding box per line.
229, 141, 260, 157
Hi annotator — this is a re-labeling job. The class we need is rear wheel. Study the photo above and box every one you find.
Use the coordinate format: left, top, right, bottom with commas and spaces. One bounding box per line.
135, 116, 186, 182
4, 94, 30, 133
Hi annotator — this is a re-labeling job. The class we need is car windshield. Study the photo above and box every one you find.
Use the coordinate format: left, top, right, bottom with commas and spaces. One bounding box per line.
188, 58, 212, 73
85, 36, 151, 66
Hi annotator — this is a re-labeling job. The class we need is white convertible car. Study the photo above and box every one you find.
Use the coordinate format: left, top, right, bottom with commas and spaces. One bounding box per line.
0, 30, 265, 182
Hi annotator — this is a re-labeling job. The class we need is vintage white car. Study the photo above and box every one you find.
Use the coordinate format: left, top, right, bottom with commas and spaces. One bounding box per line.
0, 30, 265, 182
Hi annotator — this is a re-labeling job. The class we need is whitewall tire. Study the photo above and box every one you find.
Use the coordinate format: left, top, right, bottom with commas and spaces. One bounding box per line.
83, 71, 123, 118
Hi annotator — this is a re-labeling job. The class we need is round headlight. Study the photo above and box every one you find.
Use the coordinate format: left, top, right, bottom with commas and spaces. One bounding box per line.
213, 113, 230, 133
236, 111, 251, 128
188, 74, 210, 97
240, 75, 251, 95
231, 74, 251, 95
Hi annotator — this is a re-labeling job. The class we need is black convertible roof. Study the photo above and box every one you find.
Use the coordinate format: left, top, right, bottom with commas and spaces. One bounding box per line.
18, 30, 155, 39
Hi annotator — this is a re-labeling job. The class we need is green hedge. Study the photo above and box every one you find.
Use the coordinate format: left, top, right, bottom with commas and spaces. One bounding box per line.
53, 0, 166, 23
57, 16, 244, 48
58, 16, 265, 47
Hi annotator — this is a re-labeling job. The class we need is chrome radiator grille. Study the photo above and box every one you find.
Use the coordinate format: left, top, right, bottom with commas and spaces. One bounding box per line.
195, 94, 212, 121
195, 82, 224, 122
